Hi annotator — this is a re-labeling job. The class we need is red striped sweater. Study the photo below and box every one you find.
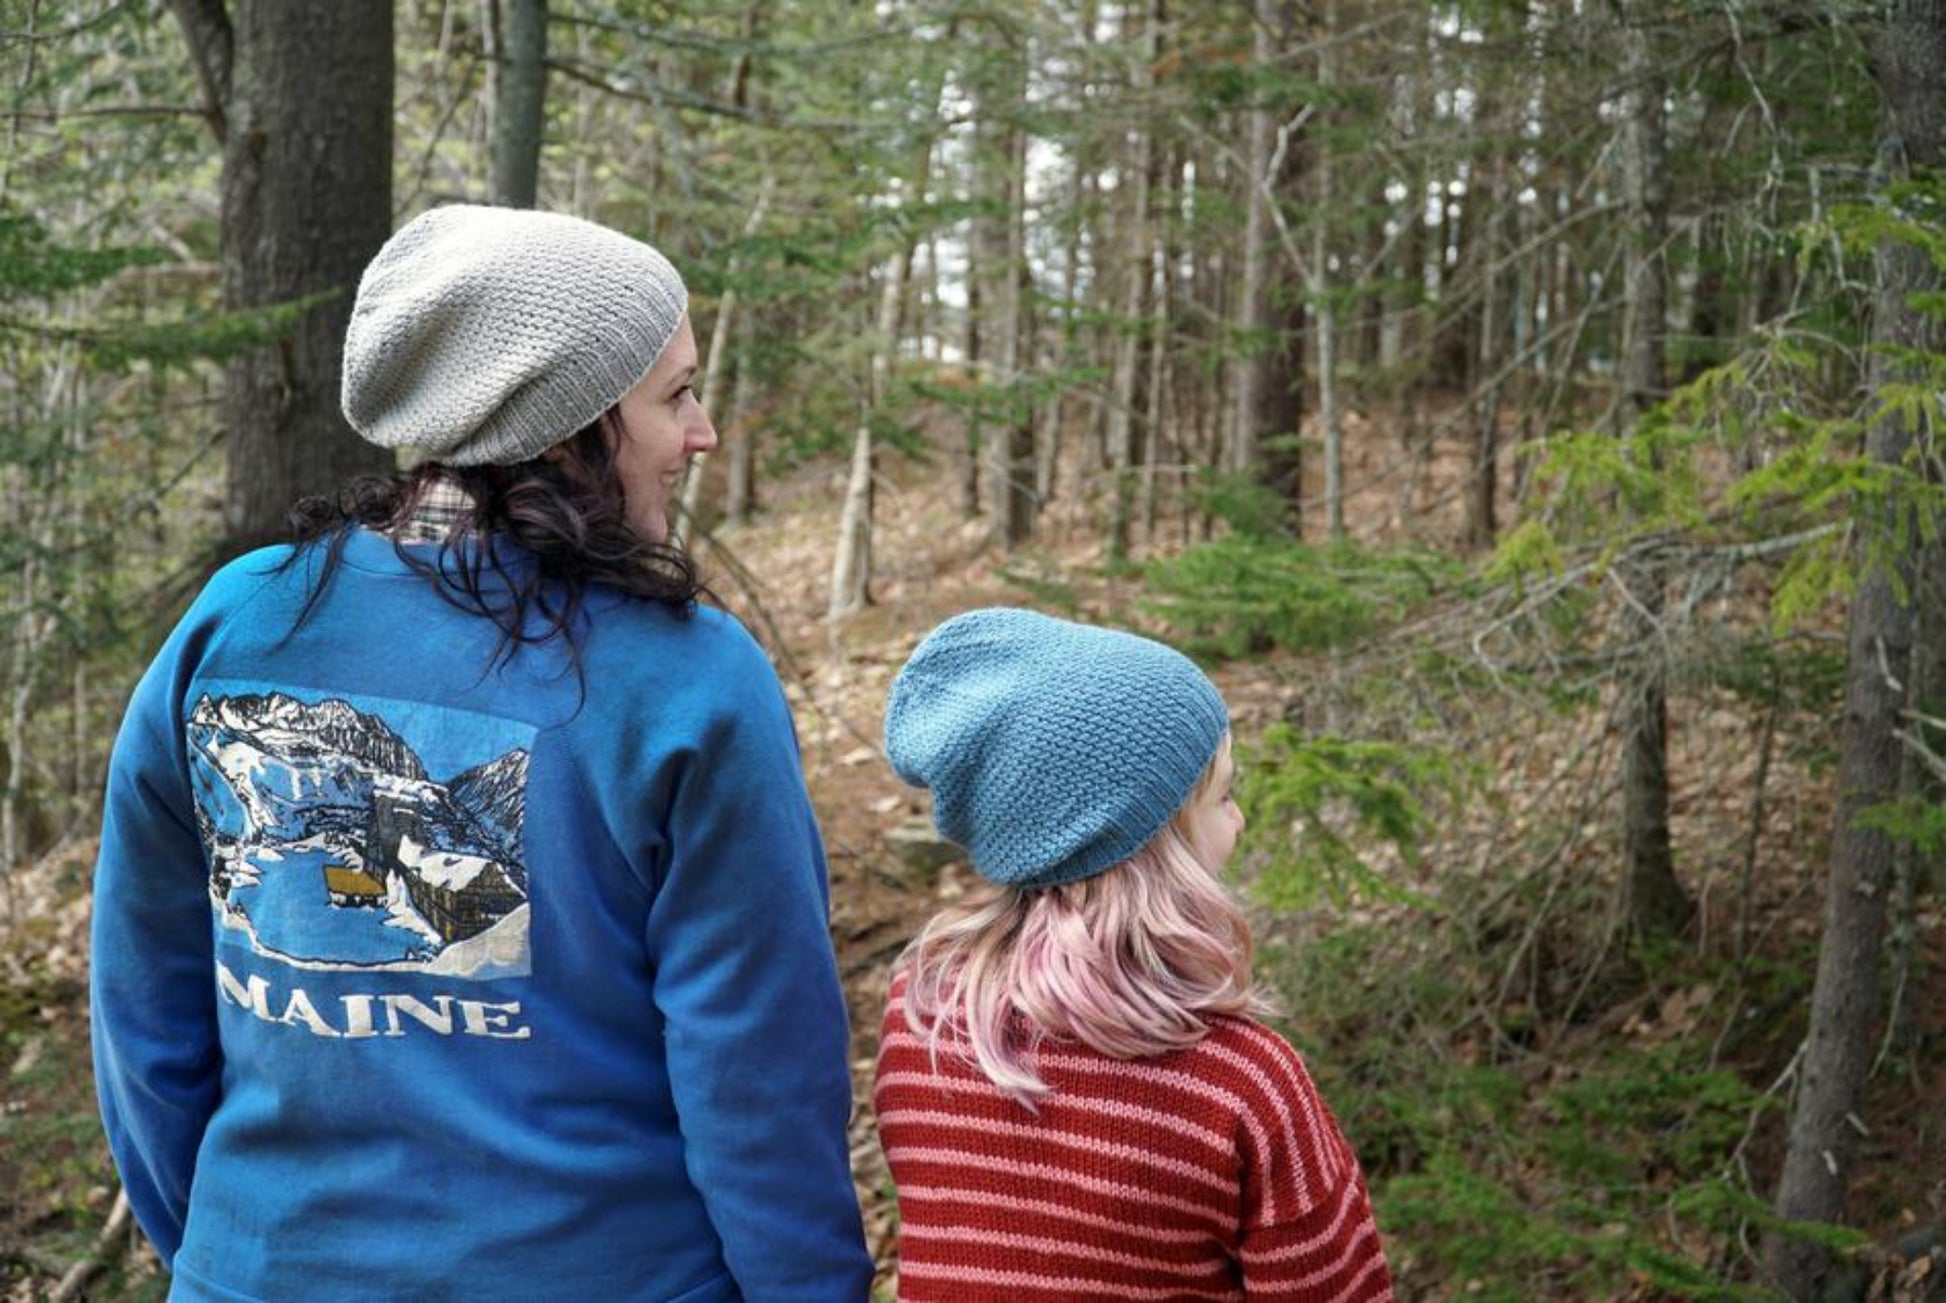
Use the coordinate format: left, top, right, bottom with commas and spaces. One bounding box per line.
875, 985, 1395, 1301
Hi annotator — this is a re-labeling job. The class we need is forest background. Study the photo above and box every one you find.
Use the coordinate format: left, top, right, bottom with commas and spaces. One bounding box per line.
0, 0, 1942, 1300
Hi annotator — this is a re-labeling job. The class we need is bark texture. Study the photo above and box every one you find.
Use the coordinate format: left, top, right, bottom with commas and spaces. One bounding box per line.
1614, 0, 1691, 939
489, 0, 548, 208
176, 1, 396, 553
1764, 3, 1945, 1295
1106, 0, 1158, 563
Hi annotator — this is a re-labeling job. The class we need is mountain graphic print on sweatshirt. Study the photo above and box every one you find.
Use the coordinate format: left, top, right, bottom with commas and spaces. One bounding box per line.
189, 685, 534, 981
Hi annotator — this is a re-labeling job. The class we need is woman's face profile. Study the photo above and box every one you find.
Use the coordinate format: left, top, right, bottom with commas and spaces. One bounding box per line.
607, 316, 717, 543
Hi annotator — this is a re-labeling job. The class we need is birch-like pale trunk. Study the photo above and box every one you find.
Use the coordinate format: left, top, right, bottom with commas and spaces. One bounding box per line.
681, 5, 769, 536
828, 253, 908, 618
680, 179, 773, 540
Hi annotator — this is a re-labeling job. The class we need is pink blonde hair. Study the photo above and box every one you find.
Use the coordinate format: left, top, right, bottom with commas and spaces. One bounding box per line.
894, 754, 1275, 1105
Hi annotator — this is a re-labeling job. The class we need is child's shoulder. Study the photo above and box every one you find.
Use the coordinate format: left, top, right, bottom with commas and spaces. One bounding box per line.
1177, 1016, 1328, 1103
1198, 1014, 1304, 1060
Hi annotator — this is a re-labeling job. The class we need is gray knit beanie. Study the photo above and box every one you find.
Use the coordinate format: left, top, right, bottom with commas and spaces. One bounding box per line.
884, 608, 1229, 890
341, 205, 689, 466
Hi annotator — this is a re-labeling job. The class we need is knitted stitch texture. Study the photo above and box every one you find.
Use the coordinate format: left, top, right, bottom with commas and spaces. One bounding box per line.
876, 980, 1396, 1301
884, 608, 1228, 888
342, 205, 689, 466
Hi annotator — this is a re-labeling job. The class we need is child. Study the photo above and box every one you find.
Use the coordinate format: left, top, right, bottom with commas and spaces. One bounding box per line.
876, 607, 1395, 1301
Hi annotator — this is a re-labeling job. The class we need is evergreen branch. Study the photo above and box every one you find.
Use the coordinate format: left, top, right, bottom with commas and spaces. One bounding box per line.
3, 104, 207, 121
551, 8, 925, 60
542, 54, 918, 134
1469, 523, 1846, 672
0, 315, 122, 343
0, 0, 133, 44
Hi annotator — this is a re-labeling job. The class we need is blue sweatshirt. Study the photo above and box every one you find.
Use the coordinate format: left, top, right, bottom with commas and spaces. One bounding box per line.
91, 530, 872, 1301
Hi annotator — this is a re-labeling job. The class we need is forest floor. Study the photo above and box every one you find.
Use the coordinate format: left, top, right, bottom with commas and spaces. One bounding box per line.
1, 405, 1942, 1300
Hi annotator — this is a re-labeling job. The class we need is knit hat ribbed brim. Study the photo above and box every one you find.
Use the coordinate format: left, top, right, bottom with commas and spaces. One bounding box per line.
341, 205, 690, 467
884, 608, 1229, 890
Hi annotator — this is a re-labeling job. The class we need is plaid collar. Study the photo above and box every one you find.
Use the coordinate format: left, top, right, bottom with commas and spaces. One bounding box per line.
391, 475, 479, 545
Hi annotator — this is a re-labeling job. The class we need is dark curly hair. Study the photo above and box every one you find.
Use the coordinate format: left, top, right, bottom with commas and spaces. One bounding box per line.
283, 414, 704, 665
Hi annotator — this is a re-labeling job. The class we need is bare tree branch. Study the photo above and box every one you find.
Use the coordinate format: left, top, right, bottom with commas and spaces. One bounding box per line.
49, 1188, 133, 1303
164, 0, 232, 143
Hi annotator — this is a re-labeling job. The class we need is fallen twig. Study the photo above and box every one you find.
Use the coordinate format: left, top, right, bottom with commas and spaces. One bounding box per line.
50, 1186, 132, 1302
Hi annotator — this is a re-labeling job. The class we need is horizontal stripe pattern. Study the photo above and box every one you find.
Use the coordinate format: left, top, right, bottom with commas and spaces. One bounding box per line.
876, 984, 1395, 1301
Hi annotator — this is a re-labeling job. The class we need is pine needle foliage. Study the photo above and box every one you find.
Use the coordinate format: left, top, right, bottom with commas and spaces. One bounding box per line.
1144, 533, 1465, 660
1277, 904, 1860, 1301
0, 207, 165, 300
1241, 725, 1456, 911
1490, 179, 1946, 645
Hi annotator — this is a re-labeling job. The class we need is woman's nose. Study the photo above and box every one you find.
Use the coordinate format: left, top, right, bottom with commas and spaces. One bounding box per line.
688, 405, 718, 454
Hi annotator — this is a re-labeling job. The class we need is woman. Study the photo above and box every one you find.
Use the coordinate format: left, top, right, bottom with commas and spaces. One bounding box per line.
91, 205, 872, 1302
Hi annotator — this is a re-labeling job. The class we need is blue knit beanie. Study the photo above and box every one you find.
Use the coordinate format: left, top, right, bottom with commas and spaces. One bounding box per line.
884, 608, 1229, 890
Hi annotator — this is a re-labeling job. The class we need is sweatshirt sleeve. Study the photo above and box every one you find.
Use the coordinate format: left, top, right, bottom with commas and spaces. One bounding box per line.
642, 628, 872, 1302
90, 605, 226, 1266
1233, 1026, 1396, 1301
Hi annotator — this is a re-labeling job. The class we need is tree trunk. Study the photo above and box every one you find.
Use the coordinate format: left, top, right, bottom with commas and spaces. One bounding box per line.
829, 253, 907, 619
1885, 531, 1946, 1059
1614, 0, 1690, 939
173, 0, 396, 554
489, 0, 546, 208
1312, 0, 1344, 542
1466, 150, 1507, 550
1140, 162, 1174, 548
710, 4, 769, 529
1230, 1, 1275, 478
680, 179, 772, 540
1037, 161, 1087, 510
1234, 0, 1303, 533
985, 60, 1035, 551
1106, 0, 1158, 564
1260, 289, 1306, 536
827, 52, 937, 616
962, 224, 984, 523
1765, 3, 1945, 1293
723, 310, 759, 526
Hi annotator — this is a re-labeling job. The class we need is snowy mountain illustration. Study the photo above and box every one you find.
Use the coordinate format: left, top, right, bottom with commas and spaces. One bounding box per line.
187, 690, 532, 979
448, 751, 528, 866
